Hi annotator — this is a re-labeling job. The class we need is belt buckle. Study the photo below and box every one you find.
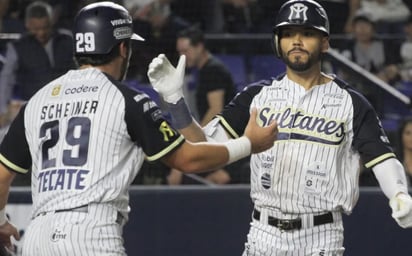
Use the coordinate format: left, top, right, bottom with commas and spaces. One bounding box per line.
277, 218, 301, 231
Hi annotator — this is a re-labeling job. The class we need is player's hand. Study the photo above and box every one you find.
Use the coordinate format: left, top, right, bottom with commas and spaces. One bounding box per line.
244, 108, 278, 153
389, 193, 412, 228
147, 54, 185, 104
0, 221, 20, 251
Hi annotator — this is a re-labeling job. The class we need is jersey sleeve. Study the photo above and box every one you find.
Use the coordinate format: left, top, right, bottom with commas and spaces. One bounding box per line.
123, 89, 184, 161
218, 81, 267, 138
349, 89, 395, 168
0, 104, 31, 173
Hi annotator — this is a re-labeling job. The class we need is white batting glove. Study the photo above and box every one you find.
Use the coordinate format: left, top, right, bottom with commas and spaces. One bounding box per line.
147, 54, 186, 104
389, 193, 412, 228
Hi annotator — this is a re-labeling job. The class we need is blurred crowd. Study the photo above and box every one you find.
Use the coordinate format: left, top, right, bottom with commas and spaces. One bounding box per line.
2, 0, 412, 186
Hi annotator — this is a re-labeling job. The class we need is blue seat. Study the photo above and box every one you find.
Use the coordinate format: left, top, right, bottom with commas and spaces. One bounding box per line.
397, 81, 412, 96
214, 54, 248, 91
380, 117, 400, 133
383, 93, 412, 118
248, 55, 286, 82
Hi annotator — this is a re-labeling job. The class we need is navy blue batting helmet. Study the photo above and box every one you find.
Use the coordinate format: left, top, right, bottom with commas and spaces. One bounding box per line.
73, 1, 144, 55
272, 0, 329, 57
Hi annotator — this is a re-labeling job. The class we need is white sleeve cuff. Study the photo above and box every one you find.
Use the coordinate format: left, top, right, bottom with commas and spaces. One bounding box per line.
224, 136, 251, 165
372, 158, 409, 199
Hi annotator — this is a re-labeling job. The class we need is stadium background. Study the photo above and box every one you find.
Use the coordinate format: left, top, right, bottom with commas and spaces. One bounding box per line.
2, 0, 412, 255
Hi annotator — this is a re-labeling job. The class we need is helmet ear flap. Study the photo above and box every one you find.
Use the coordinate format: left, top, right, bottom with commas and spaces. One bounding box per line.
272, 33, 281, 58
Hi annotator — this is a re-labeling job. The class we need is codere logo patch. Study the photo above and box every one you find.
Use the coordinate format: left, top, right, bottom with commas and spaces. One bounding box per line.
51, 85, 61, 96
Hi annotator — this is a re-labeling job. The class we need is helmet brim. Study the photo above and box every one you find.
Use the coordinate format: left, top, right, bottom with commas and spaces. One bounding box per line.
131, 33, 145, 41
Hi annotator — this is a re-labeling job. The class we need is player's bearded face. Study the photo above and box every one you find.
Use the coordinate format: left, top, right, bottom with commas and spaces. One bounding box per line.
278, 28, 325, 72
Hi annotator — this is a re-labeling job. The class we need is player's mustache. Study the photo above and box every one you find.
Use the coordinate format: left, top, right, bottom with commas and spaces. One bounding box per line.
287, 47, 309, 55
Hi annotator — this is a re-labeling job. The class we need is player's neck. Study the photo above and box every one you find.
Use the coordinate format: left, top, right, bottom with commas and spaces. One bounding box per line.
80, 61, 122, 81
286, 67, 330, 90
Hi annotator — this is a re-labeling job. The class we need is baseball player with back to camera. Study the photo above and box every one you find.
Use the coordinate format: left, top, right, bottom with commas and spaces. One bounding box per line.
148, 0, 412, 255
0, 2, 278, 255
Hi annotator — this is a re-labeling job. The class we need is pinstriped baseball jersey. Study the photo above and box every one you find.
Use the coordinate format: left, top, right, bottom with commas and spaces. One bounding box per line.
0, 67, 184, 218
218, 73, 394, 214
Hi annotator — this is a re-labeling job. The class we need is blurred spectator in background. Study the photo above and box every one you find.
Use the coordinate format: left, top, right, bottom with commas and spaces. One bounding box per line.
396, 117, 412, 186
167, 26, 248, 185
342, 14, 387, 73
0, 1, 75, 134
176, 26, 236, 126
379, 16, 412, 86
170, 0, 225, 33
127, 0, 190, 82
0, 0, 25, 43
0, 0, 25, 145
49, 0, 86, 30
340, 13, 391, 115
221, 0, 262, 33
0, 0, 25, 102
319, 0, 361, 34
355, 0, 410, 34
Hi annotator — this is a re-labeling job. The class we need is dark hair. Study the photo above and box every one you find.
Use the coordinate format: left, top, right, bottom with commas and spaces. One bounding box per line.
177, 26, 205, 46
352, 14, 374, 26
25, 1, 52, 20
75, 39, 131, 66
396, 117, 412, 160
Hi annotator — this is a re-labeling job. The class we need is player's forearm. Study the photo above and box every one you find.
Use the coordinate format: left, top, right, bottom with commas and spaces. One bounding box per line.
173, 142, 229, 173
372, 158, 409, 200
164, 137, 251, 173
165, 98, 208, 142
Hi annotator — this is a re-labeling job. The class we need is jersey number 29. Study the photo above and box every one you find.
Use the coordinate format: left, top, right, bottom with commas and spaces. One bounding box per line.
40, 117, 91, 169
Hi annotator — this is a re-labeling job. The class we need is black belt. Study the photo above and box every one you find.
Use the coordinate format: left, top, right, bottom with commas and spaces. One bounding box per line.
253, 209, 333, 231
55, 204, 89, 213
35, 205, 124, 225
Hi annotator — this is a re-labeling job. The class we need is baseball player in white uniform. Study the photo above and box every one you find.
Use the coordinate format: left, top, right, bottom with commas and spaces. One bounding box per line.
148, 0, 412, 255
0, 2, 278, 255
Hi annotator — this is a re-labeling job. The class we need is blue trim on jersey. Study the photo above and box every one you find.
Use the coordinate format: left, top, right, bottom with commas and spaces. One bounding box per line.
276, 132, 345, 145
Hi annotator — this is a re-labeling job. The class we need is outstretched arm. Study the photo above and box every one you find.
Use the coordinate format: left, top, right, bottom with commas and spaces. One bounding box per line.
148, 54, 278, 172
161, 108, 277, 173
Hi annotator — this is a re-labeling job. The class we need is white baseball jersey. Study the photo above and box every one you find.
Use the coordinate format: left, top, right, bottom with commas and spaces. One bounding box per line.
0, 67, 184, 219
216, 73, 394, 215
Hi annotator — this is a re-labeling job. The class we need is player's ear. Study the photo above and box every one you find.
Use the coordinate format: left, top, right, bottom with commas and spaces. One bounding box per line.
119, 41, 129, 59
321, 36, 329, 53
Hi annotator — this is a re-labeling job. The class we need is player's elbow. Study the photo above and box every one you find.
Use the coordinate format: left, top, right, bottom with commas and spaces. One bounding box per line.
161, 143, 217, 173
170, 155, 208, 173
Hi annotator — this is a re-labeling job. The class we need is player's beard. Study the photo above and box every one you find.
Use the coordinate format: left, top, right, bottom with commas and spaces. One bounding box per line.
281, 46, 322, 72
